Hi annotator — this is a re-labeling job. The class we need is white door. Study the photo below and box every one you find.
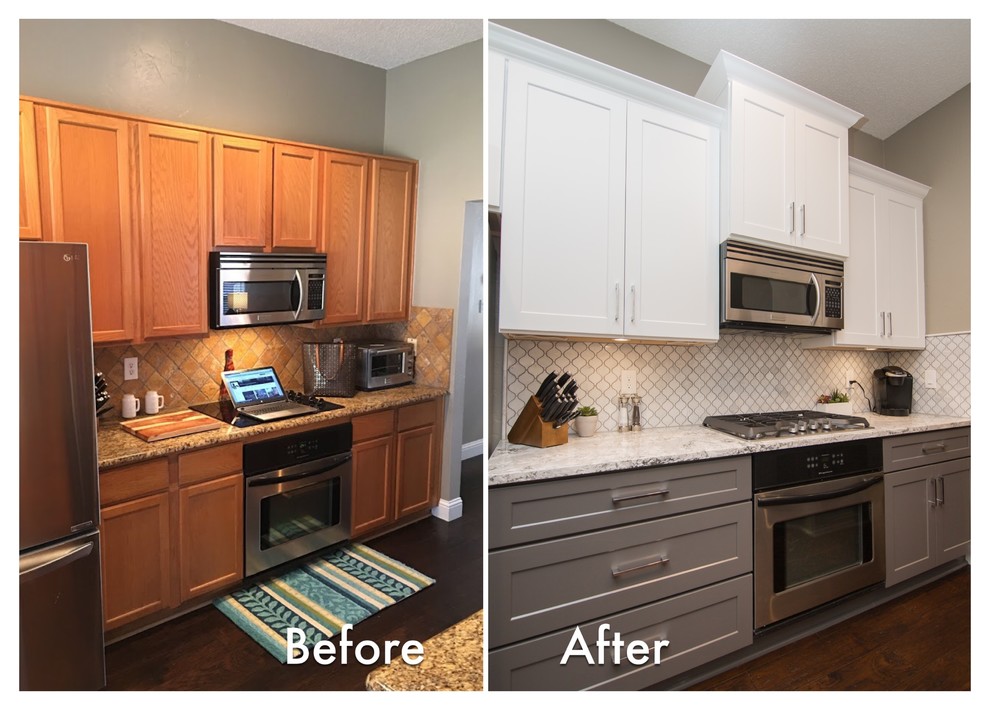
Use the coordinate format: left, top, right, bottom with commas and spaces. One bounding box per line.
834, 175, 884, 347
884, 190, 926, 348
794, 108, 849, 257
625, 101, 719, 341
499, 61, 627, 337
488, 50, 506, 210
728, 82, 794, 246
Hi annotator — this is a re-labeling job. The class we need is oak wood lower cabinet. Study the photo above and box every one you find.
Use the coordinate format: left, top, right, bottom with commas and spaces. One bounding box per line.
351, 410, 396, 537
884, 428, 971, 587
178, 473, 244, 602
488, 456, 754, 690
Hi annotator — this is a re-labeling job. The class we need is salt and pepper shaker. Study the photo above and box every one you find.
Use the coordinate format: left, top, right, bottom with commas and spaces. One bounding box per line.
617, 395, 630, 432
630, 395, 642, 431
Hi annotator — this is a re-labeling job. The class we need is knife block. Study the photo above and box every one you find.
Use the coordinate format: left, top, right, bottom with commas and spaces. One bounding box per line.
507, 396, 569, 448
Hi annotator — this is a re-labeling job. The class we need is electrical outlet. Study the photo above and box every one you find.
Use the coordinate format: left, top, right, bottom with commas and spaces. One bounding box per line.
123, 357, 138, 381
406, 337, 417, 355
620, 369, 638, 395
925, 368, 938, 389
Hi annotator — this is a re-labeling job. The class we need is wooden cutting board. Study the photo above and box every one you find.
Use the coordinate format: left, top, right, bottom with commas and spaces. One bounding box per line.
121, 410, 223, 442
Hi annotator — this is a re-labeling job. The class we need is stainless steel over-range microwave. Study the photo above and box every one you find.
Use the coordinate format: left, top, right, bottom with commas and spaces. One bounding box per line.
209, 251, 327, 328
720, 240, 844, 334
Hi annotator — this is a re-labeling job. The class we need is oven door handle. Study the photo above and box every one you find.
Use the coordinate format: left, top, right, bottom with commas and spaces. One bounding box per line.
756, 474, 883, 507
247, 452, 352, 487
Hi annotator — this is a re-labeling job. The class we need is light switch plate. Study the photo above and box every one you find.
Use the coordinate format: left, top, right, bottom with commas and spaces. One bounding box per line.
124, 357, 138, 381
924, 368, 938, 389
620, 369, 637, 395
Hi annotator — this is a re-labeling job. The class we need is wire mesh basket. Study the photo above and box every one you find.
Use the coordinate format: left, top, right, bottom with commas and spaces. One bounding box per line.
302, 342, 357, 397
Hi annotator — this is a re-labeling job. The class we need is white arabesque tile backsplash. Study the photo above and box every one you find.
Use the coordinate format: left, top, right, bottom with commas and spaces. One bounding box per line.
502, 332, 970, 437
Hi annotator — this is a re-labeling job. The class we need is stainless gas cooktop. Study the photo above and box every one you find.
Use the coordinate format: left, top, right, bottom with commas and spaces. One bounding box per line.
703, 410, 870, 440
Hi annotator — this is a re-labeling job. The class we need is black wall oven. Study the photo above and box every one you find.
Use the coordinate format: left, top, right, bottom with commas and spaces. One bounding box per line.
243, 423, 352, 576
753, 438, 885, 629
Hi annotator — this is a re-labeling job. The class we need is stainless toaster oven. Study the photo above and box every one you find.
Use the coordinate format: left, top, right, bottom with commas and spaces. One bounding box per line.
355, 341, 415, 391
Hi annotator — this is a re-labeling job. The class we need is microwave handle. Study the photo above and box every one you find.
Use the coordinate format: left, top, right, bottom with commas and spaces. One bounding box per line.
808, 273, 822, 323
292, 270, 303, 320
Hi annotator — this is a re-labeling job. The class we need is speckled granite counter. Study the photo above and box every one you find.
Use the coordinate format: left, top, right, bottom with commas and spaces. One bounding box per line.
98, 385, 446, 469
365, 610, 483, 691
489, 412, 971, 486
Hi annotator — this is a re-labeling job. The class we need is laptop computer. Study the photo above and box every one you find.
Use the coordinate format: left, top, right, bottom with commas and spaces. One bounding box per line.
220, 366, 320, 422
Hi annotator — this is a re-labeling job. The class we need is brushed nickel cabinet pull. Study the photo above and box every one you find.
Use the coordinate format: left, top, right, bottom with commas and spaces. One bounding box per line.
630, 285, 636, 323
800, 204, 806, 236
790, 202, 795, 234
880, 311, 886, 336
936, 476, 945, 507
615, 283, 620, 322
611, 488, 671, 504
922, 443, 946, 454
612, 555, 669, 578
888, 312, 893, 336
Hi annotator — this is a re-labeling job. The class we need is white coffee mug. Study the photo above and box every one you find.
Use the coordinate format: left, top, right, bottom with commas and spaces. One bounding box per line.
145, 391, 165, 415
122, 393, 141, 419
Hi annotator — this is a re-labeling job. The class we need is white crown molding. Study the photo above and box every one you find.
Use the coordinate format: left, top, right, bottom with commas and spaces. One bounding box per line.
850, 158, 931, 198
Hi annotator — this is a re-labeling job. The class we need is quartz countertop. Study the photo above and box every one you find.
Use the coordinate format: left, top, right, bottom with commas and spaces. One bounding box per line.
98, 385, 446, 469
365, 610, 483, 691
489, 412, 971, 487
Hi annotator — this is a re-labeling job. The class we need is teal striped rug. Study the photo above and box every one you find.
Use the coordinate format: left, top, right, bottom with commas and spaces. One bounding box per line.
214, 543, 435, 662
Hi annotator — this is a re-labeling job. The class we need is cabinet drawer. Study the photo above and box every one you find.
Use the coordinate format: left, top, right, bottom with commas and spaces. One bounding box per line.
352, 410, 395, 443
883, 427, 970, 472
100, 458, 169, 506
397, 400, 437, 431
489, 574, 753, 691
178, 443, 243, 485
489, 502, 752, 648
490, 456, 751, 549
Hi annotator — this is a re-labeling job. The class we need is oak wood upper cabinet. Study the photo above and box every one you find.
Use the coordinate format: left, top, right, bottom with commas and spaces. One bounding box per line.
696, 51, 861, 258
351, 410, 396, 537
137, 123, 210, 340
394, 400, 440, 519
272, 143, 320, 249
178, 472, 244, 602
212, 135, 272, 248
37, 106, 136, 343
320, 152, 369, 324
366, 158, 416, 323
19, 100, 43, 241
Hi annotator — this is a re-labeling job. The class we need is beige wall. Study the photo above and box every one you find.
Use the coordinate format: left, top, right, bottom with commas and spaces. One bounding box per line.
883, 86, 970, 334
19, 19, 386, 153
849, 129, 884, 167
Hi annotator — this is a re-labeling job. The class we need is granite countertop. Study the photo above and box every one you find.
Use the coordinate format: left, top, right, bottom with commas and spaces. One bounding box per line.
98, 385, 447, 469
365, 610, 483, 691
489, 412, 971, 487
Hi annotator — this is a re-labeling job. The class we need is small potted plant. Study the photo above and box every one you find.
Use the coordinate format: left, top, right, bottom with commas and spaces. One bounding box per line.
574, 405, 599, 438
815, 389, 853, 416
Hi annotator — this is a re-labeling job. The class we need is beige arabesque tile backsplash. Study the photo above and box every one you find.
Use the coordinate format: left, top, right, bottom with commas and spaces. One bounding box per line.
96, 306, 453, 414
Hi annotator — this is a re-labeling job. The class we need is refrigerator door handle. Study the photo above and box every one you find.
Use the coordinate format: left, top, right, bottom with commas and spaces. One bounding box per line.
19, 540, 95, 584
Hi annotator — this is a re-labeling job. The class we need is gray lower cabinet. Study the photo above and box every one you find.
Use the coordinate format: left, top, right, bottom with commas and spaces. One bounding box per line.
488, 455, 753, 690
884, 428, 970, 587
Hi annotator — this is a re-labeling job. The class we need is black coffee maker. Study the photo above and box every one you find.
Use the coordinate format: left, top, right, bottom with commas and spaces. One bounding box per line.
873, 366, 913, 416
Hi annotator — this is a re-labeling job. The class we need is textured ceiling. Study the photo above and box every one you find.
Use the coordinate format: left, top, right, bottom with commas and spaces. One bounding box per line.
609, 19, 971, 139
222, 19, 482, 70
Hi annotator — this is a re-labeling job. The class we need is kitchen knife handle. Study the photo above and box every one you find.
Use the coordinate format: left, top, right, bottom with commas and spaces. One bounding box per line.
615, 283, 620, 322
630, 285, 636, 323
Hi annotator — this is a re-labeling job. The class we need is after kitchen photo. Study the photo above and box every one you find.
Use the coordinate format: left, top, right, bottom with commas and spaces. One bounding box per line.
19, 18, 483, 691
487, 19, 971, 691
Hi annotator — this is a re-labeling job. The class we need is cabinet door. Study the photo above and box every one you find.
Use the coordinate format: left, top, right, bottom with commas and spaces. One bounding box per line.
833, 174, 885, 347
366, 158, 416, 322
794, 108, 848, 256
212, 135, 272, 248
499, 61, 626, 337
100, 493, 171, 630
625, 102, 718, 341
138, 123, 210, 339
19, 100, 43, 241
395, 423, 437, 519
320, 152, 369, 324
883, 190, 926, 348
884, 466, 938, 587
351, 433, 395, 537
40, 107, 135, 343
178, 473, 244, 602
728, 82, 794, 246
489, 50, 507, 209
272, 143, 320, 249
935, 459, 970, 564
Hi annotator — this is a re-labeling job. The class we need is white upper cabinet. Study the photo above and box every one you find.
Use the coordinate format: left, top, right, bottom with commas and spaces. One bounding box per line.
489, 49, 506, 210
698, 51, 860, 259
803, 159, 929, 351
493, 25, 722, 342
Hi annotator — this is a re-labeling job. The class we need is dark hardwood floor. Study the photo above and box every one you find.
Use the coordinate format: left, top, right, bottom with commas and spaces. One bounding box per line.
105, 456, 483, 691
690, 567, 971, 691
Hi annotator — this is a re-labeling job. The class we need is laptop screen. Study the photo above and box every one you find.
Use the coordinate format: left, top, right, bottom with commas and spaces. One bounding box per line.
221, 367, 286, 406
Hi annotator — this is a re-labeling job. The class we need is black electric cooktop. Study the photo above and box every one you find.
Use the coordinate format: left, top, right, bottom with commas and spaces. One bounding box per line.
189, 392, 344, 428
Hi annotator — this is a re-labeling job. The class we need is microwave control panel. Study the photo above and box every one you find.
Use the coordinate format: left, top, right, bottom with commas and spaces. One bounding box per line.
824, 281, 842, 319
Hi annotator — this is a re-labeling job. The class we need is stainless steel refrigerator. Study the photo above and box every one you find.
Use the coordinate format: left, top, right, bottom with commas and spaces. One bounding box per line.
19, 242, 106, 690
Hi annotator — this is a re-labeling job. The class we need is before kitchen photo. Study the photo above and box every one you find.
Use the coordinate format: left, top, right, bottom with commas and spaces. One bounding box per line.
18, 18, 483, 692
487, 18, 973, 691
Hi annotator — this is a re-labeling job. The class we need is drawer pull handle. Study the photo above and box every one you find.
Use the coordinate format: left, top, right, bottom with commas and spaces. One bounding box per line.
612, 556, 669, 578
922, 443, 946, 454
612, 488, 670, 504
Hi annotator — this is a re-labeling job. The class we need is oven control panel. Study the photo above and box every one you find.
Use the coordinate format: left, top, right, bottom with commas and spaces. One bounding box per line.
243, 421, 353, 476
753, 438, 883, 492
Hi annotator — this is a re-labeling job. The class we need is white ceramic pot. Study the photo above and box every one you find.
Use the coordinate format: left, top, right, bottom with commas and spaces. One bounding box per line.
574, 414, 599, 437
815, 402, 854, 416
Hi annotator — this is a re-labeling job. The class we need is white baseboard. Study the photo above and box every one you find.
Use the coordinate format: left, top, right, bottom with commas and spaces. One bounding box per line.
461, 438, 483, 460
432, 497, 463, 522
